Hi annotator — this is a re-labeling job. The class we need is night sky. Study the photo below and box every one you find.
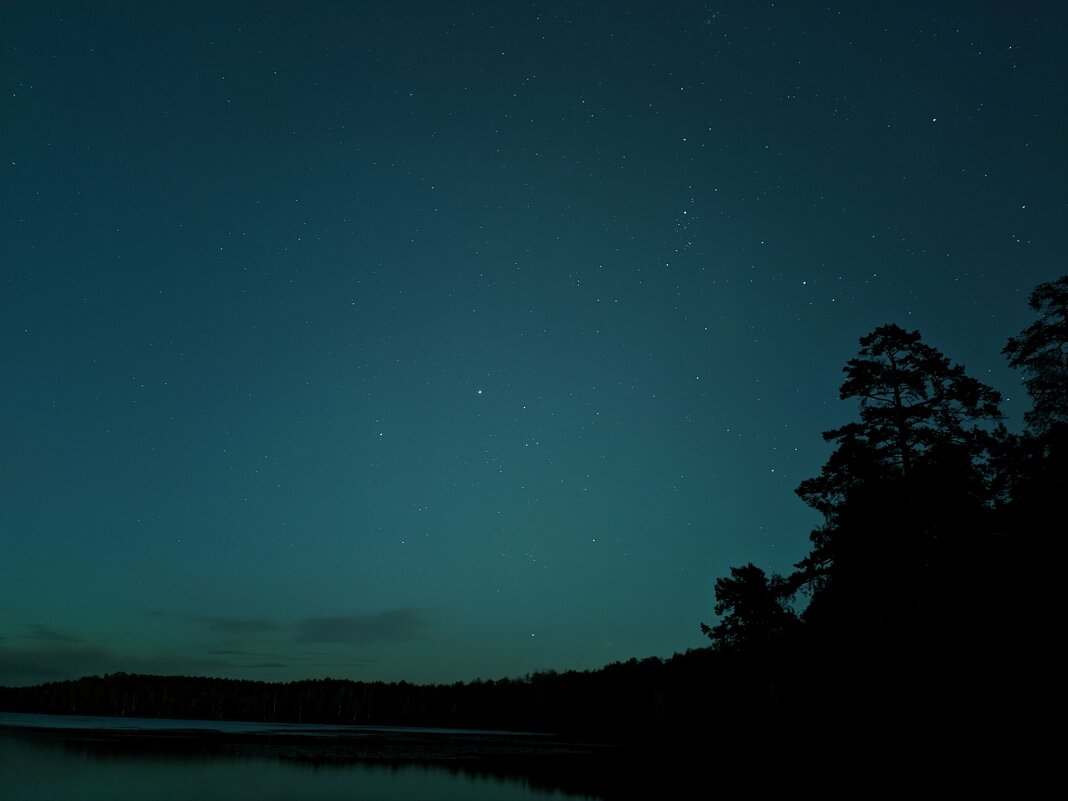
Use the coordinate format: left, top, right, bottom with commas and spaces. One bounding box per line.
2, 2, 1065, 687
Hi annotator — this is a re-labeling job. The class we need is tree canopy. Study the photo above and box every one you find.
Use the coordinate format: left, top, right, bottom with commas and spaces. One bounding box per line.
786, 324, 1003, 614
700, 563, 796, 653
817, 323, 1001, 477
1003, 275, 1068, 434
701, 277, 1065, 782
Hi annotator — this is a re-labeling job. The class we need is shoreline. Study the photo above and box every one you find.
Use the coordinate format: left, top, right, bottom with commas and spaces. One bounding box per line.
1, 720, 633, 800
0, 715, 614, 759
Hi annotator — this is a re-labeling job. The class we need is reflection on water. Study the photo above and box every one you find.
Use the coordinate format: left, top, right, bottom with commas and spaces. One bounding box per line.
0, 715, 600, 801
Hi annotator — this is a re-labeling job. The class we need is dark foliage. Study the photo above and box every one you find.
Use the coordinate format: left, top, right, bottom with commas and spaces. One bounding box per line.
700, 563, 796, 653
698, 278, 1065, 790
0, 652, 731, 743
1003, 275, 1068, 433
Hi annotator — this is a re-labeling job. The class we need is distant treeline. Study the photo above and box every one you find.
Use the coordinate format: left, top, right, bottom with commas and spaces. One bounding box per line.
0, 649, 769, 743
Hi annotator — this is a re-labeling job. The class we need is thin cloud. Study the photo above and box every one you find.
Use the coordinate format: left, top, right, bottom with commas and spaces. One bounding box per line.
198, 617, 284, 636
0, 608, 434, 686
0, 641, 232, 688
293, 609, 431, 646
21, 624, 81, 643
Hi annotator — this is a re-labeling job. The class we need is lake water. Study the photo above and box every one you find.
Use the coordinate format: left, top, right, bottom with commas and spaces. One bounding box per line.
0, 712, 602, 801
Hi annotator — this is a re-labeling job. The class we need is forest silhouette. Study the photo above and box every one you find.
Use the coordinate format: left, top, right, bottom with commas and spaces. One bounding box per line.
2, 275, 1063, 792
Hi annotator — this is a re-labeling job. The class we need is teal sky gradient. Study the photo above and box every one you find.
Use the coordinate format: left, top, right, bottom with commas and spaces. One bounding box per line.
2, 1, 1065, 686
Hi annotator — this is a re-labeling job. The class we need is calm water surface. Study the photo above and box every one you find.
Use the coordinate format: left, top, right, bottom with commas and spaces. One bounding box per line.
0, 713, 600, 801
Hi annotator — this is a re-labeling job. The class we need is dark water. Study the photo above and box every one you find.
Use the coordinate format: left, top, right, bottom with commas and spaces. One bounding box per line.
0, 713, 601, 801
